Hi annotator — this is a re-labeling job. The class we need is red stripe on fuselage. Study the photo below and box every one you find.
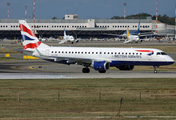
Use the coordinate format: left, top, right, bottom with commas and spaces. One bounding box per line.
23, 41, 41, 50
136, 50, 153, 53
19, 24, 36, 37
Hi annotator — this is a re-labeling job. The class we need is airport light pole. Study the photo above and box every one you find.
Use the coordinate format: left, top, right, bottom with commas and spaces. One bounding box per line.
175, 4, 176, 39
7, 3, 10, 19
124, 3, 126, 19
25, 5, 28, 21
33, 0, 36, 33
156, 0, 158, 34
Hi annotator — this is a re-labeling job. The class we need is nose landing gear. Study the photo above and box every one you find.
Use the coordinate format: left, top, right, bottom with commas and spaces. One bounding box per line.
153, 66, 157, 73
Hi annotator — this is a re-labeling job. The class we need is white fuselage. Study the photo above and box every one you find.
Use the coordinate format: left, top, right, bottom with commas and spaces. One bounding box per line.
33, 47, 174, 67
128, 35, 139, 42
124, 35, 140, 44
63, 35, 75, 42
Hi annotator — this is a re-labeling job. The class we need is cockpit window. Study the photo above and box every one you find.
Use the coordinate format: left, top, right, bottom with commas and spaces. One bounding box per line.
156, 52, 161, 55
156, 52, 167, 55
161, 52, 167, 55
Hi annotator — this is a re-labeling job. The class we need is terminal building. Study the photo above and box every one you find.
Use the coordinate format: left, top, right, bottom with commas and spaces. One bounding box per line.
0, 14, 174, 39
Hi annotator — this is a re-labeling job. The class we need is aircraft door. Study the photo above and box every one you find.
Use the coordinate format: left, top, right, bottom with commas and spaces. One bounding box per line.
147, 53, 152, 60
45, 49, 50, 56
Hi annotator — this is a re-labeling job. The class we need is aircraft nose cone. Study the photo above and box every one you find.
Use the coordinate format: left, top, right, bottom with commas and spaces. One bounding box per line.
166, 56, 175, 64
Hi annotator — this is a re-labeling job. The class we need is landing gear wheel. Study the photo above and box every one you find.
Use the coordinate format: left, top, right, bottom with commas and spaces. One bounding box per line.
99, 70, 106, 73
153, 66, 158, 73
82, 68, 90, 73
154, 70, 157, 73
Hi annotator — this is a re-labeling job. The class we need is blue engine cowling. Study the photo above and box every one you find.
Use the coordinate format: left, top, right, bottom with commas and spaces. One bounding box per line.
91, 61, 110, 71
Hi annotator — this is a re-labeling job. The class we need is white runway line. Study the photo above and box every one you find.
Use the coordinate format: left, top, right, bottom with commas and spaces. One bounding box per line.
0, 73, 74, 79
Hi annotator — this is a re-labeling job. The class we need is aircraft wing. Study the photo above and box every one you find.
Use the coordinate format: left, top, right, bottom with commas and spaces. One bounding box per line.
59, 40, 66, 44
139, 30, 170, 37
54, 56, 111, 65
101, 33, 125, 37
124, 39, 133, 44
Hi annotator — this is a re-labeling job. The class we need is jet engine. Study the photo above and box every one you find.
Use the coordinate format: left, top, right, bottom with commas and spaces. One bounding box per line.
117, 65, 134, 70
91, 61, 110, 71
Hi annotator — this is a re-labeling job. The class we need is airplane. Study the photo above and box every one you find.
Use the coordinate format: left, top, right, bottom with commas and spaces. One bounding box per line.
120, 20, 153, 36
59, 28, 78, 44
123, 27, 140, 44
102, 20, 154, 43
19, 20, 174, 73
123, 20, 141, 36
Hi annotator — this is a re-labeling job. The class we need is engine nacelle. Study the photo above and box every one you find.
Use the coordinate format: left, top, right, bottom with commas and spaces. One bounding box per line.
117, 65, 134, 70
91, 61, 110, 71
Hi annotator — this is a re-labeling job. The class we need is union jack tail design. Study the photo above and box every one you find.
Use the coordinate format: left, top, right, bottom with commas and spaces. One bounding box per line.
19, 20, 49, 51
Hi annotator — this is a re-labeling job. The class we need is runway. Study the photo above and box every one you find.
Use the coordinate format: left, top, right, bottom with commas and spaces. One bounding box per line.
0, 60, 176, 79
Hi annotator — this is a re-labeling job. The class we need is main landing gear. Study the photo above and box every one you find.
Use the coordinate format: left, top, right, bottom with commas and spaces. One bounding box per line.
99, 70, 106, 73
82, 68, 107, 73
153, 66, 157, 73
82, 68, 90, 73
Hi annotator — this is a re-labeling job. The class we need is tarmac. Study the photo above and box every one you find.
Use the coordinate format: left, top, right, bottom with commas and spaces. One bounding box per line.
0, 59, 176, 79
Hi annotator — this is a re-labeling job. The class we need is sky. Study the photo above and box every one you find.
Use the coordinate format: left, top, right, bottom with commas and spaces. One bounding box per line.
0, 0, 175, 19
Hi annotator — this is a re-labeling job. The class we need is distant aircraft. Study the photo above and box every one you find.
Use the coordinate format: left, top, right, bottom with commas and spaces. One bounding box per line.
102, 20, 154, 43
123, 20, 141, 36
124, 27, 140, 44
19, 20, 174, 73
59, 28, 78, 44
